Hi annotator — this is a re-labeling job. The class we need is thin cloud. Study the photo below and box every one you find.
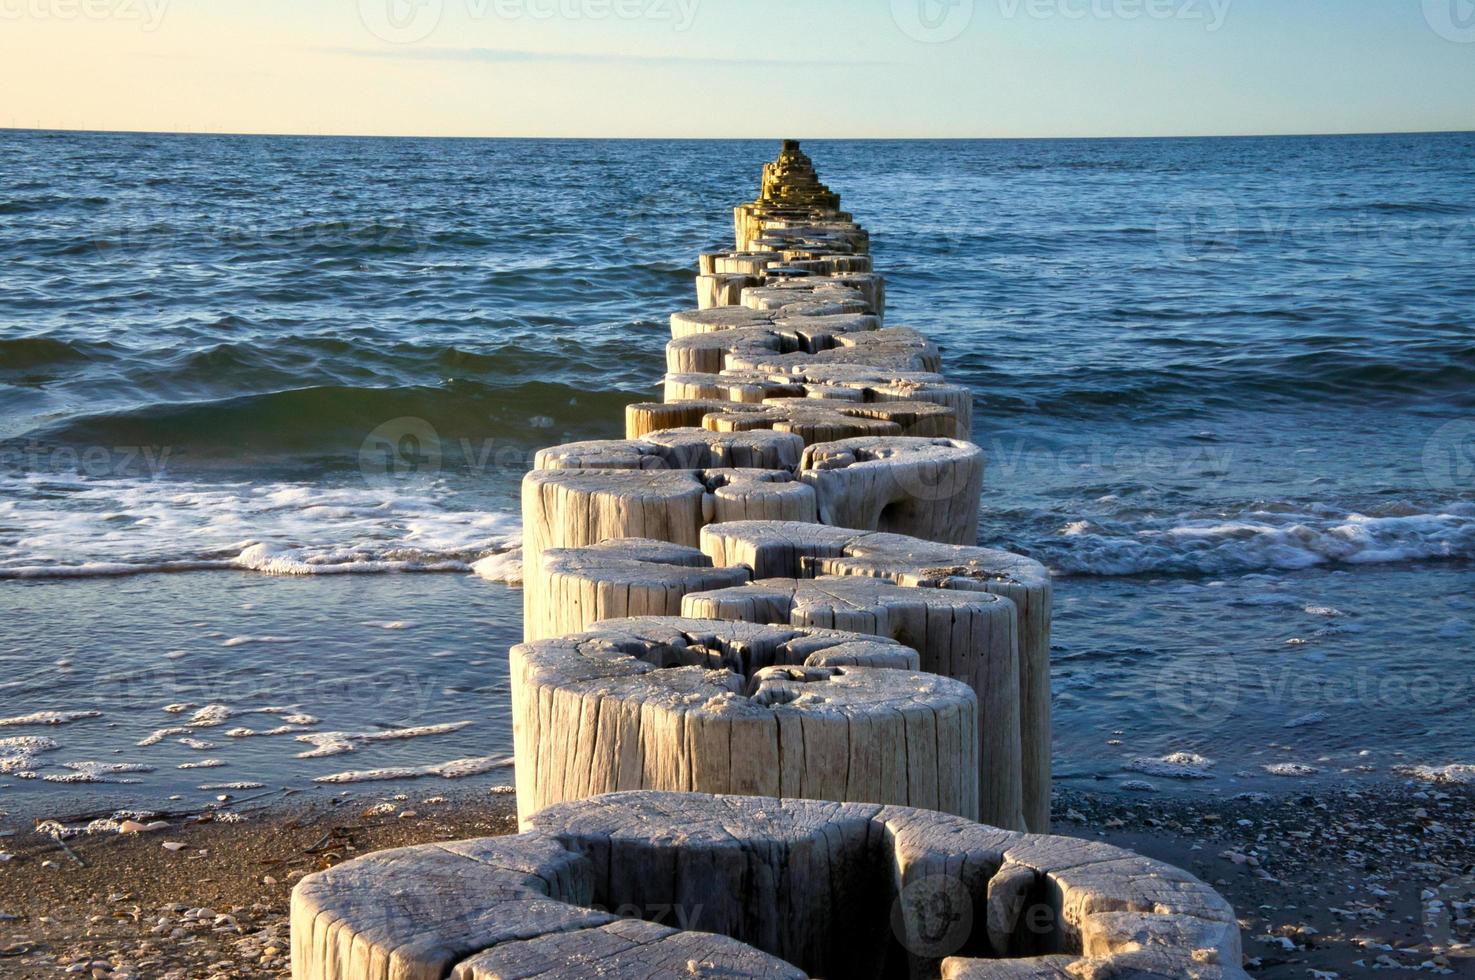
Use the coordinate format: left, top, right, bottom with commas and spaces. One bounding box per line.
331, 46, 888, 68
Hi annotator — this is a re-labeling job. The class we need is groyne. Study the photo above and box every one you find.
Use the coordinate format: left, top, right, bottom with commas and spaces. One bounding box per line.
290, 141, 1246, 980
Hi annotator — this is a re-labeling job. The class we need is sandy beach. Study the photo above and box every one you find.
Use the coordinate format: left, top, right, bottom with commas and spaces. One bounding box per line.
2, 781, 1470, 978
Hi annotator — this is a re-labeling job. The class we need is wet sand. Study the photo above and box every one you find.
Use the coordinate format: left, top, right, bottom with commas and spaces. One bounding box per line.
0, 790, 518, 979
1, 783, 1470, 978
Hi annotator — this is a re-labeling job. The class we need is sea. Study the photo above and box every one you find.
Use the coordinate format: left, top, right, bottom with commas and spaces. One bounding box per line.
1, 130, 1471, 821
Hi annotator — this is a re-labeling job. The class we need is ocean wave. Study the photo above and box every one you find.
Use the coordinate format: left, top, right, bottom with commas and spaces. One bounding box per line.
0, 474, 521, 580
993, 348, 1475, 416
27, 380, 642, 455
1039, 502, 1475, 576
0, 336, 98, 371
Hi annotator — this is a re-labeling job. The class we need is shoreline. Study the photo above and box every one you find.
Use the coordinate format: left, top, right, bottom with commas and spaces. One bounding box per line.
2, 780, 1470, 978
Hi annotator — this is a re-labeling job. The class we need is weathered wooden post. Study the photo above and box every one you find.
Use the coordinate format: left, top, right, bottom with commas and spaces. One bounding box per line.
510, 617, 978, 823
292, 791, 1248, 980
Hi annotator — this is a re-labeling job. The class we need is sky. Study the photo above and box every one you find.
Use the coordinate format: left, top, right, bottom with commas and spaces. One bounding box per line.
1, 0, 1473, 138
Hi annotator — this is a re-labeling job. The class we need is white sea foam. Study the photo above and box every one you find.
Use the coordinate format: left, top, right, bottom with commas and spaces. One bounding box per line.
1263, 762, 1320, 777
0, 474, 520, 580
221, 634, 295, 647
1399, 764, 1475, 785
313, 754, 513, 784
471, 550, 523, 586
225, 724, 309, 738
189, 705, 233, 727
0, 736, 59, 753
44, 762, 155, 784
1124, 752, 1216, 780
138, 727, 190, 746
294, 721, 472, 759
0, 749, 50, 775
0, 710, 102, 728
1047, 501, 1475, 576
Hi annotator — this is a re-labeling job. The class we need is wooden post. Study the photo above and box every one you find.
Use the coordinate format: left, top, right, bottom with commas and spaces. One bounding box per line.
292, 790, 1246, 980
525, 538, 751, 642
510, 617, 975, 823
800, 436, 985, 546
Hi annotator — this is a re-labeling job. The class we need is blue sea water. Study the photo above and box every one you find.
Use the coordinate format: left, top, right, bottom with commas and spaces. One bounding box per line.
1, 131, 1472, 818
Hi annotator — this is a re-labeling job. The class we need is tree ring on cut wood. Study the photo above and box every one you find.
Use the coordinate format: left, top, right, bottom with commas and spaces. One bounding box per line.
669, 305, 877, 340
525, 538, 752, 642
705, 397, 958, 444
625, 398, 765, 439
534, 427, 803, 472
664, 316, 879, 375
790, 365, 975, 438
519, 468, 816, 601
725, 327, 940, 375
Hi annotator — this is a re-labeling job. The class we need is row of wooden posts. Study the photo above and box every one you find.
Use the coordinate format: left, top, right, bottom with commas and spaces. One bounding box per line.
289, 141, 1247, 980
518, 139, 1050, 834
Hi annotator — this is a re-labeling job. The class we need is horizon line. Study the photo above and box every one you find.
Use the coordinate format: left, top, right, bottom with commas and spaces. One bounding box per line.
3, 125, 1474, 142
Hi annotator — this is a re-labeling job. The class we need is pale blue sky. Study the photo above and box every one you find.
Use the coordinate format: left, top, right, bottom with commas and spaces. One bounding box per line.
2, 0, 1472, 136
